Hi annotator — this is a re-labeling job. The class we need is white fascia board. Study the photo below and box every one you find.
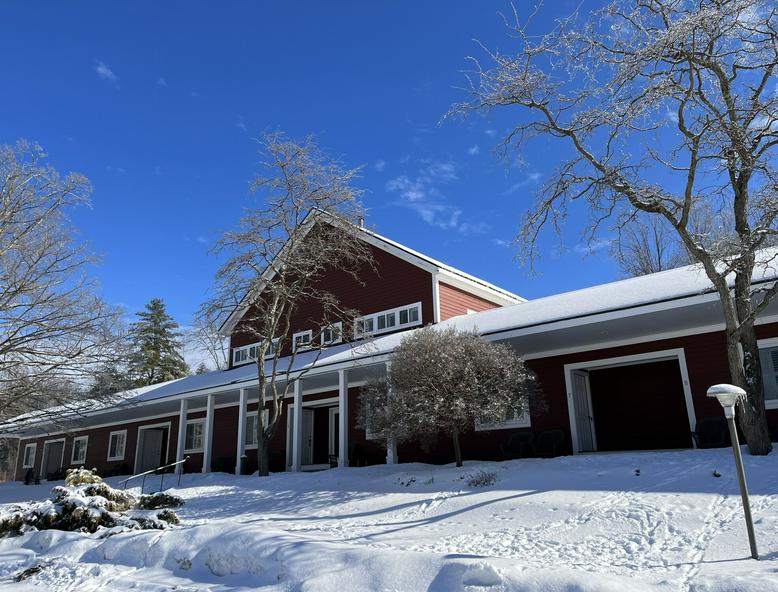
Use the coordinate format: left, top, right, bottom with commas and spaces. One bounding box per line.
358, 227, 524, 303
217, 214, 319, 336
481, 290, 723, 342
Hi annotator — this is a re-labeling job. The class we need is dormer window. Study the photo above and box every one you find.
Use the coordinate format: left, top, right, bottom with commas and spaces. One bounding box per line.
233, 338, 279, 366
355, 302, 422, 338
293, 330, 313, 352
321, 322, 343, 346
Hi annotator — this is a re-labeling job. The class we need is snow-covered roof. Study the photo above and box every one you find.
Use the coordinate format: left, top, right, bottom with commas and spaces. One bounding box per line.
5, 253, 778, 435
441, 254, 778, 337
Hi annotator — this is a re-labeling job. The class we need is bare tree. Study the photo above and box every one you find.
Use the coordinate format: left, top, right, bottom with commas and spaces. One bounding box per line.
203, 132, 373, 476
187, 311, 230, 371
0, 141, 123, 427
614, 215, 691, 276
359, 327, 542, 467
450, 0, 778, 454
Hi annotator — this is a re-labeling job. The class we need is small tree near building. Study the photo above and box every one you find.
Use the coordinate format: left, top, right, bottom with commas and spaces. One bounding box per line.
202, 132, 373, 477
128, 298, 189, 386
359, 326, 542, 467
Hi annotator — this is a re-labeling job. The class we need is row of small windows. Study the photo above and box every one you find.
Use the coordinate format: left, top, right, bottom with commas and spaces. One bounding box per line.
354, 303, 421, 338
233, 303, 423, 366
21, 432, 116, 470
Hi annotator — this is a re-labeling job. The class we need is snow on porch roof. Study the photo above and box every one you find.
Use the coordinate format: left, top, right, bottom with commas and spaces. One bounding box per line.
441, 251, 778, 338
102, 251, 778, 405
5, 252, 778, 434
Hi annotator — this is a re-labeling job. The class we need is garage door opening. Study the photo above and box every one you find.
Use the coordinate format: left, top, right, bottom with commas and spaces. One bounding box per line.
565, 350, 697, 453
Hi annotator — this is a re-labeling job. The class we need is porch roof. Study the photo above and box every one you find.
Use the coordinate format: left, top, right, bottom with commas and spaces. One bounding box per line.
5, 253, 778, 436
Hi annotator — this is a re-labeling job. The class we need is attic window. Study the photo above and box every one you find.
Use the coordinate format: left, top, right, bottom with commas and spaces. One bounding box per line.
355, 302, 422, 338
233, 339, 278, 366
293, 330, 313, 352
321, 322, 343, 346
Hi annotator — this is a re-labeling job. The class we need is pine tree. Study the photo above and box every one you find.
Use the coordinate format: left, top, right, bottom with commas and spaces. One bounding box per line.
128, 298, 189, 386
194, 362, 209, 375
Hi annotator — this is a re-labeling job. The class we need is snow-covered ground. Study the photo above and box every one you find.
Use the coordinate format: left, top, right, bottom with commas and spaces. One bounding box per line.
1, 448, 777, 591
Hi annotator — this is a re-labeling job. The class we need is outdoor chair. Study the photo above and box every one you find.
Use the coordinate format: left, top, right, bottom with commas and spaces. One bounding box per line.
500, 432, 536, 459
536, 430, 566, 458
691, 417, 730, 449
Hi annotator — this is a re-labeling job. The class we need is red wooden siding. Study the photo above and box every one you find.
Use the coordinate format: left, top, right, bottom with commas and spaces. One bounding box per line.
15, 323, 778, 480
438, 281, 501, 321
230, 243, 435, 364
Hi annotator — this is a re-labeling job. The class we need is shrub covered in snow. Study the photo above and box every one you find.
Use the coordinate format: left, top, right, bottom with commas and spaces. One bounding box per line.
0, 473, 183, 537
64, 467, 102, 486
137, 491, 184, 510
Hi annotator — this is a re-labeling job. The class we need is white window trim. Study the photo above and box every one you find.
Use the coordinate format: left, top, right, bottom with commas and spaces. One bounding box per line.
355, 302, 423, 339
233, 339, 279, 366
293, 330, 313, 353
475, 409, 531, 432
107, 429, 127, 461
244, 410, 269, 449
71, 436, 89, 465
22, 443, 36, 469
184, 419, 205, 453
321, 322, 343, 346
756, 337, 778, 410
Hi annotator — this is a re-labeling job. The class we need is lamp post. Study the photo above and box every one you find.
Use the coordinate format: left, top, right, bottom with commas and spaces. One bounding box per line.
706, 384, 759, 560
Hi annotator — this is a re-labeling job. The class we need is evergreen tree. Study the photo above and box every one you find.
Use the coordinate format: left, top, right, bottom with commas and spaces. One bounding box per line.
194, 362, 209, 375
128, 298, 189, 386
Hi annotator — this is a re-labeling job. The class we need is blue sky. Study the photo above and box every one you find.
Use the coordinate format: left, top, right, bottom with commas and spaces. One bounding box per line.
0, 0, 620, 327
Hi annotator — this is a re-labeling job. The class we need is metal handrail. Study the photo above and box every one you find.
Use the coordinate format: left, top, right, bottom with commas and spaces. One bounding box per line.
118, 456, 190, 494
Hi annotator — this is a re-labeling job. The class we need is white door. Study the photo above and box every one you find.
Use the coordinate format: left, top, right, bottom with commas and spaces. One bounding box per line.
572, 370, 596, 452
301, 409, 314, 465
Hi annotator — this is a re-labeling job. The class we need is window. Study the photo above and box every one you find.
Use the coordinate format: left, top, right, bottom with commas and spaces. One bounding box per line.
244, 410, 269, 447
107, 430, 127, 461
758, 344, 778, 405
354, 302, 422, 339
22, 443, 36, 468
399, 305, 420, 325
376, 312, 396, 331
356, 317, 374, 337
185, 420, 204, 452
475, 407, 531, 431
321, 322, 343, 346
233, 339, 279, 366
71, 436, 88, 465
293, 330, 313, 352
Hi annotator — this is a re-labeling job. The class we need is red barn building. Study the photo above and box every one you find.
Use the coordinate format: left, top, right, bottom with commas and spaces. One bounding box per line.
4, 224, 778, 482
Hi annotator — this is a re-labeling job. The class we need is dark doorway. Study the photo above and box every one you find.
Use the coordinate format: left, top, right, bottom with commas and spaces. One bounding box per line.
43, 441, 64, 479
137, 427, 168, 472
588, 359, 692, 451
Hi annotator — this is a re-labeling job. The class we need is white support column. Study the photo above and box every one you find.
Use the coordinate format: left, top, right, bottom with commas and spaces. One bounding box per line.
235, 388, 247, 475
385, 362, 398, 464
338, 369, 348, 468
291, 378, 302, 471
175, 398, 189, 475
202, 394, 215, 473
